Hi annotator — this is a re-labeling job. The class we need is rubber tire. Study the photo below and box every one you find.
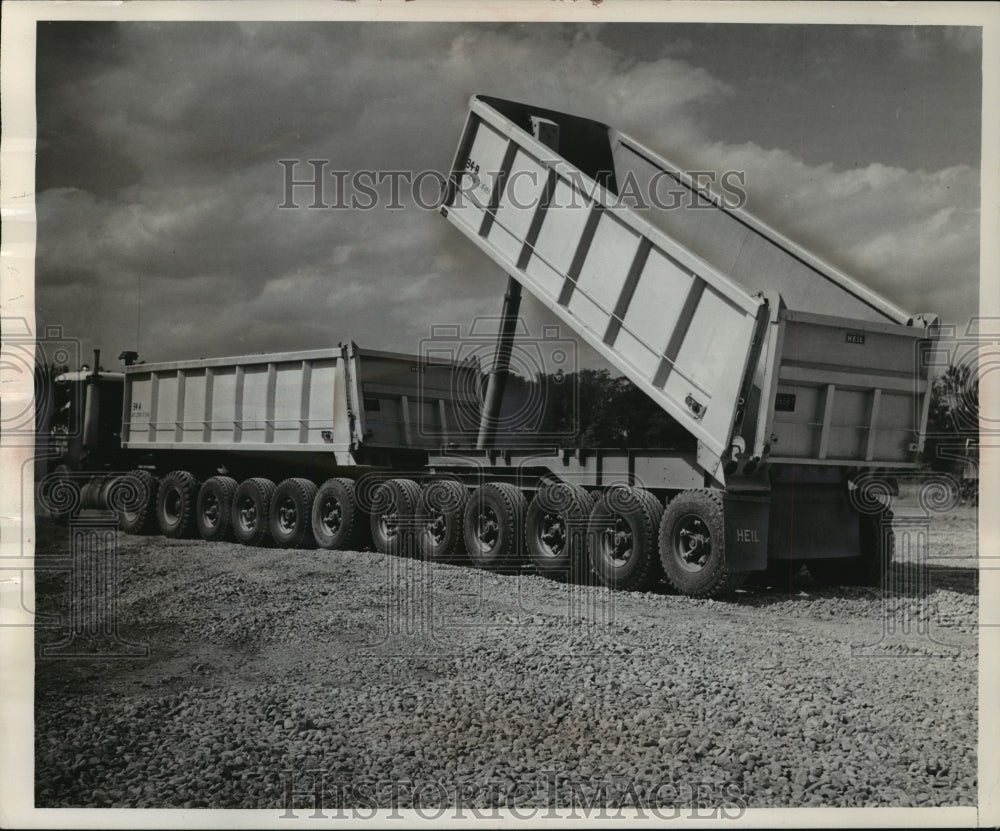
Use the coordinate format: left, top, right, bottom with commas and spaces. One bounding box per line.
232, 478, 277, 547
370, 478, 422, 557
82, 476, 113, 511
40, 464, 80, 526
196, 476, 238, 542
418, 478, 468, 562
156, 470, 200, 538
115, 469, 159, 534
807, 510, 894, 587
587, 487, 663, 591
525, 482, 594, 581
312, 478, 368, 551
463, 482, 527, 573
270, 478, 318, 549
659, 488, 747, 597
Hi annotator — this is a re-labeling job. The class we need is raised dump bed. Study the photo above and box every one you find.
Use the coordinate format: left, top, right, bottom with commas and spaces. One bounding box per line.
441, 96, 937, 482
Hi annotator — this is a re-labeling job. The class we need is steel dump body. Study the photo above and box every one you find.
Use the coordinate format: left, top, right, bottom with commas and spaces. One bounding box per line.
121, 344, 472, 460
441, 96, 936, 482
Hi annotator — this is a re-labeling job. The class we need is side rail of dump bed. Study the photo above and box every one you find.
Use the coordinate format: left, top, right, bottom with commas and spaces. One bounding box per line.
441, 96, 770, 480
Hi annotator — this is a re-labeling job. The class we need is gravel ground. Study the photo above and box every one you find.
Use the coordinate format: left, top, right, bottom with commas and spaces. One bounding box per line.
33, 502, 978, 812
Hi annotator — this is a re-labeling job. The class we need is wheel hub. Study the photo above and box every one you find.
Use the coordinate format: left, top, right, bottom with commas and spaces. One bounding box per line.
379, 509, 399, 540
675, 514, 712, 571
539, 513, 566, 556
427, 510, 446, 546
475, 506, 499, 549
203, 494, 220, 528
238, 497, 257, 531
601, 515, 633, 566
277, 498, 297, 532
321, 498, 342, 534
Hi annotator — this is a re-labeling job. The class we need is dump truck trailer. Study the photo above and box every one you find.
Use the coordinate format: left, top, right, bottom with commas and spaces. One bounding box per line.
38, 95, 938, 597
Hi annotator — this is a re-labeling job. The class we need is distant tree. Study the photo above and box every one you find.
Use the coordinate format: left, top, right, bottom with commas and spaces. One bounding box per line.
924, 362, 978, 475
530, 368, 692, 449
615, 378, 693, 449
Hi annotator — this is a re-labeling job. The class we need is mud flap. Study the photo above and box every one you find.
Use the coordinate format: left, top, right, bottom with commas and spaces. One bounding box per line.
767, 482, 860, 561
723, 492, 770, 572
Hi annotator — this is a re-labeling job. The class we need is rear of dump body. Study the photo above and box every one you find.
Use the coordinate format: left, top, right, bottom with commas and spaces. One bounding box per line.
441, 96, 937, 481
121, 344, 474, 459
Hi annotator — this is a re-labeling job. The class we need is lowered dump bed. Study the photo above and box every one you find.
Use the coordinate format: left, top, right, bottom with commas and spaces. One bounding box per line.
121, 344, 472, 457
441, 96, 936, 480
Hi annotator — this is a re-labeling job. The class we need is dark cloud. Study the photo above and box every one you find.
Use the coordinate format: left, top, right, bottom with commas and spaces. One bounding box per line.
34, 21, 981, 369
36, 22, 141, 196
597, 24, 982, 171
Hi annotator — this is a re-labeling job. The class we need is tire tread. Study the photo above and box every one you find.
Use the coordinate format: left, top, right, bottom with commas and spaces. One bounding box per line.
232, 477, 277, 547
587, 486, 663, 591
463, 481, 526, 573
370, 478, 422, 556
196, 475, 238, 542
659, 488, 747, 598
270, 477, 318, 549
117, 469, 159, 534
418, 478, 468, 562
526, 481, 593, 580
312, 477, 368, 551
156, 470, 200, 538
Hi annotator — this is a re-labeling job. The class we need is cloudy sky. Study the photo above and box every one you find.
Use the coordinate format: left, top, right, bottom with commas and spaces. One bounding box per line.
34, 20, 982, 370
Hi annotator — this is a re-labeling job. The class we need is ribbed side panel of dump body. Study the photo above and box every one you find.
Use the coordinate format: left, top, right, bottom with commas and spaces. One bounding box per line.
121, 344, 476, 456
442, 96, 771, 477
122, 348, 356, 454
